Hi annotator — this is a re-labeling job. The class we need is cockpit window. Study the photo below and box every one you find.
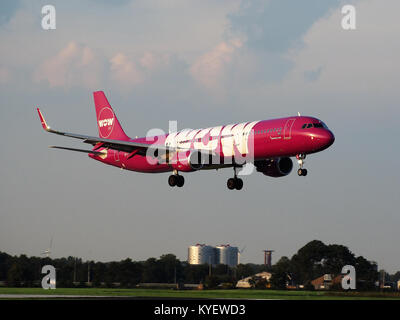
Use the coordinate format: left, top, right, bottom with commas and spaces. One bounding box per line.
302, 122, 328, 129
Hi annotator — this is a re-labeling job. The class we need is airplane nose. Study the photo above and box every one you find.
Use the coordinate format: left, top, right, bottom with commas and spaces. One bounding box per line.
312, 130, 335, 150
325, 130, 335, 147
319, 130, 335, 148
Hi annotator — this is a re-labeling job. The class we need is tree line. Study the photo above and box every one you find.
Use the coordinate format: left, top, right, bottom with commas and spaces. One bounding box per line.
0, 240, 396, 290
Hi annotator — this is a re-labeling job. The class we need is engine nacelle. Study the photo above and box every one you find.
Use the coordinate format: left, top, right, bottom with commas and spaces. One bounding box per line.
255, 157, 293, 177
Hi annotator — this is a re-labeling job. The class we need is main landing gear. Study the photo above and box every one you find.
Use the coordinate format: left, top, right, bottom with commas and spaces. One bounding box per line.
227, 167, 243, 190
168, 170, 185, 187
296, 154, 308, 176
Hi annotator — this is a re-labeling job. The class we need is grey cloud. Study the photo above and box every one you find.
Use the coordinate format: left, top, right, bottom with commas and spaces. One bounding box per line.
229, 0, 341, 53
0, 0, 21, 26
304, 66, 322, 82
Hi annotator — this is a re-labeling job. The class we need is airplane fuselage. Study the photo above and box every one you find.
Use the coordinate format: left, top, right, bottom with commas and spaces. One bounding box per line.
89, 116, 335, 173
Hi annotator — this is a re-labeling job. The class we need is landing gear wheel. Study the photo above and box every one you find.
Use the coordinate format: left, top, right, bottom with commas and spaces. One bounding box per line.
176, 175, 185, 187
297, 168, 308, 176
227, 178, 236, 190
168, 175, 178, 187
235, 178, 243, 190
227, 178, 243, 190
227, 166, 244, 190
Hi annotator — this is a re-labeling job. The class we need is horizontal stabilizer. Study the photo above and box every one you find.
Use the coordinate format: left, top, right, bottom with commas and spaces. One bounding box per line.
49, 146, 106, 156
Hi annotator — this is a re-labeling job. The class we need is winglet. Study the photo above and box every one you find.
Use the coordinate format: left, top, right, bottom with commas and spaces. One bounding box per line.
37, 108, 50, 131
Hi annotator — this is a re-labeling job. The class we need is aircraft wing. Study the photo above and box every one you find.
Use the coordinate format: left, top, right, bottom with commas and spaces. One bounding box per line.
37, 108, 220, 162
37, 108, 169, 155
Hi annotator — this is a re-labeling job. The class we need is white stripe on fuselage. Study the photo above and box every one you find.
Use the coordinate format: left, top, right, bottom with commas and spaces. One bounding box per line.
164, 121, 259, 156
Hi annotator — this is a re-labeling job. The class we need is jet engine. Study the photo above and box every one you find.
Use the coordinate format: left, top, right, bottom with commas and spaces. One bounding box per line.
255, 157, 293, 177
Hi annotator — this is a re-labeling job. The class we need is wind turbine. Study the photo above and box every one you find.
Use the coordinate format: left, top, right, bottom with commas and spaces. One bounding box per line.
42, 236, 53, 258
238, 246, 246, 265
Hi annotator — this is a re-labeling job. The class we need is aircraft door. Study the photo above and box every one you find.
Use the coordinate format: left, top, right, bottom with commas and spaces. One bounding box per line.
283, 119, 296, 139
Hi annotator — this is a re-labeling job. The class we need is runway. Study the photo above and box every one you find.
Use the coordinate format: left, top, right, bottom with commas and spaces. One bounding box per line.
0, 294, 278, 300
0, 294, 159, 299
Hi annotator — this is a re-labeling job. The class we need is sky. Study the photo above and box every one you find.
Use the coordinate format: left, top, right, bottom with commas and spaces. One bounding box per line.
0, 0, 399, 273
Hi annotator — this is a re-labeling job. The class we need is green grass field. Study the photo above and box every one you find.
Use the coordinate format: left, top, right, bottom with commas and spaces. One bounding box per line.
1, 287, 399, 300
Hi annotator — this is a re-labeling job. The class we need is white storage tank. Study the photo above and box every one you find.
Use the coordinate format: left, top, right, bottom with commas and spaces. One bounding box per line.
216, 244, 239, 267
188, 244, 217, 265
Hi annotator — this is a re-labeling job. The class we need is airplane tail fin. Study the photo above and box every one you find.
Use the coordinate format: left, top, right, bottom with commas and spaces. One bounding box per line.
93, 91, 129, 140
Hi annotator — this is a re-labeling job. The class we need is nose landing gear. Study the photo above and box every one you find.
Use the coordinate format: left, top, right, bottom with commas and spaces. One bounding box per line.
296, 154, 307, 176
227, 167, 243, 190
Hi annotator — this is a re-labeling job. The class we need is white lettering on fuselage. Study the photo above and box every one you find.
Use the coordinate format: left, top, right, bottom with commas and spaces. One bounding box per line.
165, 121, 259, 157
98, 118, 114, 127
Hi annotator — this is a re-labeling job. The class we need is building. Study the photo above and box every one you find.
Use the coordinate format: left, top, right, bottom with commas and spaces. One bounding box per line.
236, 272, 272, 288
188, 244, 217, 265
216, 244, 238, 267
311, 274, 342, 290
188, 244, 239, 267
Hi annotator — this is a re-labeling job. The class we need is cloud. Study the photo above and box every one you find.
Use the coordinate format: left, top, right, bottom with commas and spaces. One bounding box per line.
34, 41, 103, 89
278, 0, 400, 99
109, 53, 143, 90
225, 0, 400, 115
190, 38, 243, 89
0, 1, 241, 94
303, 66, 323, 82
229, 0, 341, 53
139, 52, 170, 71
0, 0, 21, 26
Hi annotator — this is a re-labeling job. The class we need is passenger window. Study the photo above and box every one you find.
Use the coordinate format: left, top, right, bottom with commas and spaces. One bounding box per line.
302, 124, 307, 129
307, 123, 312, 128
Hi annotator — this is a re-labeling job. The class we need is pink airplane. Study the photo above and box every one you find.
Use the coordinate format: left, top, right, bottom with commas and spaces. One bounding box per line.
37, 91, 334, 190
